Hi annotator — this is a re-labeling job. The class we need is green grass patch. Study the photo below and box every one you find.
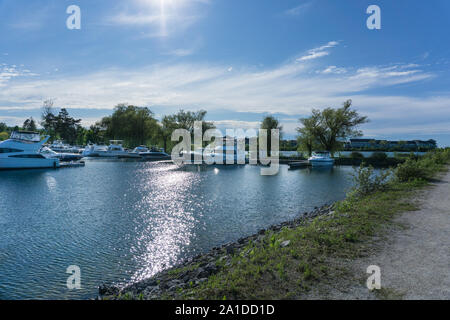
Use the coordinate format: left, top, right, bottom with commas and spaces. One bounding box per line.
176, 149, 450, 300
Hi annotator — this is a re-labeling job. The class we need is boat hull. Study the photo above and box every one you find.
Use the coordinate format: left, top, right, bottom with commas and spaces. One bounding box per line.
309, 159, 335, 167
0, 158, 60, 170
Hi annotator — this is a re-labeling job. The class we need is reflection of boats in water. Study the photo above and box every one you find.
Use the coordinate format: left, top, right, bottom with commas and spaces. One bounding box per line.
0, 131, 60, 169
308, 151, 334, 167
40, 147, 83, 162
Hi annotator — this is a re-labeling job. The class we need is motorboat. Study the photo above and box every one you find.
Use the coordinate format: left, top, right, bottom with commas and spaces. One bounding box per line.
49, 140, 81, 153
308, 151, 335, 167
131, 145, 149, 154
0, 131, 60, 169
81, 143, 108, 157
138, 146, 170, 160
40, 146, 83, 162
210, 143, 245, 164
96, 141, 140, 158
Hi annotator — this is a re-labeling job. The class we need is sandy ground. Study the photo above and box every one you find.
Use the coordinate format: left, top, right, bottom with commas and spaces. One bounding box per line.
309, 169, 450, 300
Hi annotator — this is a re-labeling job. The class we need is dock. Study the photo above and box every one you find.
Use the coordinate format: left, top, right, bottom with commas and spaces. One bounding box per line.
59, 161, 86, 168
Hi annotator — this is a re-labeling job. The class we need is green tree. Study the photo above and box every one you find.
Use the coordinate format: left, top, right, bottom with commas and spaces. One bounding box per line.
260, 115, 283, 156
23, 117, 37, 131
296, 116, 321, 157
99, 104, 159, 147
298, 100, 368, 155
172, 109, 215, 135
155, 109, 215, 152
156, 115, 178, 152
0, 131, 9, 141
0, 122, 7, 132
55, 108, 82, 145
85, 124, 105, 144
41, 100, 57, 140
41, 100, 83, 144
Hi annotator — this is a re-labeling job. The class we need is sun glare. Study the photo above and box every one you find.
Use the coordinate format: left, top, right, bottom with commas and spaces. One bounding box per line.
136, 0, 187, 36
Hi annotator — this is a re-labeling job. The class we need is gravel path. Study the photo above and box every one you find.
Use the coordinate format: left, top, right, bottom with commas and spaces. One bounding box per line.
311, 169, 450, 300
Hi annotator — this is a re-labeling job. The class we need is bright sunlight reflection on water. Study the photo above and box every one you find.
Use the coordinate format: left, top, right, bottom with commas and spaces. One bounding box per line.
0, 161, 357, 299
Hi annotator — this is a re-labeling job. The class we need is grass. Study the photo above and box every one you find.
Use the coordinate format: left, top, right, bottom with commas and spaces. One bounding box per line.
374, 287, 406, 300
173, 149, 450, 300
167, 262, 201, 277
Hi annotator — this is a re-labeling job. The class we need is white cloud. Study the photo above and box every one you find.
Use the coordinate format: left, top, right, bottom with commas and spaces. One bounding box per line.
285, 2, 312, 16
0, 64, 38, 87
318, 66, 347, 74
0, 44, 447, 138
297, 41, 339, 62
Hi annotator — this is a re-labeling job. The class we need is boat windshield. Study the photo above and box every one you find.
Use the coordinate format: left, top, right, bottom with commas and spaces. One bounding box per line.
313, 151, 330, 156
10, 131, 41, 142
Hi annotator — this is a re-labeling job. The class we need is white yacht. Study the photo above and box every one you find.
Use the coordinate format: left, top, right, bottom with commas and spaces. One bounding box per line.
138, 146, 170, 160
96, 140, 140, 158
49, 140, 82, 153
81, 143, 108, 157
40, 146, 83, 162
0, 131, 60, 169
131, 145, 149, 154
210, 142, 245, 164
308, 151, 335, 167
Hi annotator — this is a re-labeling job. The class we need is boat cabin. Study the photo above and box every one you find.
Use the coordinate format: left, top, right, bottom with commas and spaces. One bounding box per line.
10, 131, 41, 143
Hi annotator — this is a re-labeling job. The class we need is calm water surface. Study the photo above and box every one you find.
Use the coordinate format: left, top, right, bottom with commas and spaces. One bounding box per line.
0, 161, 356, 299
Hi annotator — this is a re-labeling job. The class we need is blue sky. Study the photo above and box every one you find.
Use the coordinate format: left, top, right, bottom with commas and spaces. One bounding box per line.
1, 0, 450, 145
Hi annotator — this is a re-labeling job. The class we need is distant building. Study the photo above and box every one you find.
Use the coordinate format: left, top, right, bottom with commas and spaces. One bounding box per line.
344, 139, 437, 151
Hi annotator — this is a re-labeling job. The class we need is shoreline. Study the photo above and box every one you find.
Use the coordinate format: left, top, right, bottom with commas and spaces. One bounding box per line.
99, 151, 449, 300
99, 203, 336, 300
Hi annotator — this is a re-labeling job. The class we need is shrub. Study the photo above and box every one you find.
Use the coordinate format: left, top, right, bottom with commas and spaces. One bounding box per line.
350, 152, 364, 159
370, 152, 388, 161
395, 158, 431, 182
394, 152, 416, 160
351, 164, 391, 196
0, 131, 9, 141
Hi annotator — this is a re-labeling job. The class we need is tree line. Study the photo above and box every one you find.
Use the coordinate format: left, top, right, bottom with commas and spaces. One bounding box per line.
1, 99, 369, 156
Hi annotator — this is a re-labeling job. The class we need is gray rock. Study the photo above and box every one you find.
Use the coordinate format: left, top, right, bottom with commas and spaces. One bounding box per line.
280, 240, 291, 248
98, 284, 120, 296
225, 246, 235, 255
195, 267, 210, 278
196, 278, 208, 284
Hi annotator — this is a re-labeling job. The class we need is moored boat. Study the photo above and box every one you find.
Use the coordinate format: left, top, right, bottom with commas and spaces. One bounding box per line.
308, 151, 335, 167
82, 143, 108, 157
95, 140, 141, 158
40, 146, 83, 162
139, 146, 170, 160
0, 131, 60, 170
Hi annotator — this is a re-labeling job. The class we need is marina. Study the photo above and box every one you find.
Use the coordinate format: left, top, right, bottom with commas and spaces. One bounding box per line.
0, 0, 448, 304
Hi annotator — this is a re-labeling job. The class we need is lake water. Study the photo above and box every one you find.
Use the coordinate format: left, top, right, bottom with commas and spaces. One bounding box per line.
0, 161, 357, 299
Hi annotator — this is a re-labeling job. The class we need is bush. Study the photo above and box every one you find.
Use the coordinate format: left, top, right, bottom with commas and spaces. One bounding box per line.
350, 152, 364, 159
370, 152, 387, 161
394, 152, 417, 160
351, 164, 391, 196
395, 159, 430, 182
0, 131, 9, 141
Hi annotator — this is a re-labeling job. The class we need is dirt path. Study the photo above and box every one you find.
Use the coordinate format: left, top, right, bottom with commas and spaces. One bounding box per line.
312, 169, 450, 300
